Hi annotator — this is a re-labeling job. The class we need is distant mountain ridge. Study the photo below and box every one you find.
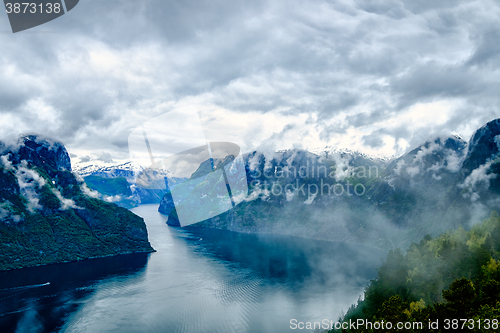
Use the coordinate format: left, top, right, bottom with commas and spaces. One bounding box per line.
308, 146, 393, 163
158, 118, 500, 250
73, 161, 184, 208
161, 146, 395, 249
74, 162, 153, 180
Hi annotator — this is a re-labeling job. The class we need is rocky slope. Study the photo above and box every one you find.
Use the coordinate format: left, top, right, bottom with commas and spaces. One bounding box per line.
369, 135, 468, 235
0, 136, 154, 271
160, 148, 396, 249
444, 118, 500, 227
158, 118, 500, 250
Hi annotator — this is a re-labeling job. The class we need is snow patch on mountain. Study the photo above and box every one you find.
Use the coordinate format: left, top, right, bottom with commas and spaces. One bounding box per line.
308, 146, 394, 163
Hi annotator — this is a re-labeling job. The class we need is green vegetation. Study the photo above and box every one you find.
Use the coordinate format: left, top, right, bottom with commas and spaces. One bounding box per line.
84, 175, 138, 208
0, 144, 153, 271
334, 212, 500, 332
84, 175, 132, 197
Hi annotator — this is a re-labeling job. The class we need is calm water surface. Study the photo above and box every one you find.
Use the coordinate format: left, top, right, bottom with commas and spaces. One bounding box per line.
0, 204, 385, 332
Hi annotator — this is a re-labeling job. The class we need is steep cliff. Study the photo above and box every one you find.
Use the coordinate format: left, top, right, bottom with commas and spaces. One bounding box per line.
0, 136, 154, 271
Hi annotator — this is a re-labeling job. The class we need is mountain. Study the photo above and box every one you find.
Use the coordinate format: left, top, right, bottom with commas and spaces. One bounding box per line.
444, 119, 500, 227
309, 146, 392, 164
158, 118, 500, 250
0, 136, 154, 271
83, 175, 139, 208
461, 119, 500, 174
160, 148, 398, 249
74, 162, 143, 182
369, 135, 468, 235
74, 162, 185, 208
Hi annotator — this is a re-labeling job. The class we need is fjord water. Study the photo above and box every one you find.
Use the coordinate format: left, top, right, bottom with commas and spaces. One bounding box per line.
0, 205, 385, 333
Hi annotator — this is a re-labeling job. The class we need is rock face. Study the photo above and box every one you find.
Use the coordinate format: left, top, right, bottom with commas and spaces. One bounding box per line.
158, 189, 180, 226
444, 119, 500, 226
461, 119, 500, 174
369, 136, 468, 233
157, 118, 500, 250
160, 147, 395, 248
0, 136, 154, 271
19, 136, 72, 173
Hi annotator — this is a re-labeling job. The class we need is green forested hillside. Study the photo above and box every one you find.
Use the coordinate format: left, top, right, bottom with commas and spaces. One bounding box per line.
0, 136, 154, 271
84, 175, 138, 208
335, 212, 500, 332
84, 175, 132, 197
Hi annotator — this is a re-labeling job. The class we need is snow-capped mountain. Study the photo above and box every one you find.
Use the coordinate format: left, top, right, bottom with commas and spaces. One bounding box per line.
163, 126, 500, 250
308, 146, 393, 164
73, 161, 184, 208
73, 162, 171, 182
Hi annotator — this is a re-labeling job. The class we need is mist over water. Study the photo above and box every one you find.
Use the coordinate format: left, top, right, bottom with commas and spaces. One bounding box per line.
0, 204, 385, 333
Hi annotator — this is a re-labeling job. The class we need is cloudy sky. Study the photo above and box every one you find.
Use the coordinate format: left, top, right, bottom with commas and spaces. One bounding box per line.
1, 0, 499, 166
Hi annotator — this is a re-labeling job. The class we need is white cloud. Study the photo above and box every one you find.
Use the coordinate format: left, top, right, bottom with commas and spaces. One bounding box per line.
103, 195, 124, 203
0, 0, 500, 162
0, 154, 14, 172
460, 160, 497, 196
406, 165, 421, 178
80, 183, 100, 199
0, 207, 9, 219
330, 153, 353, 181
51, 188, 81, 210
15, 161, 46, 212
394, 160, 406, 176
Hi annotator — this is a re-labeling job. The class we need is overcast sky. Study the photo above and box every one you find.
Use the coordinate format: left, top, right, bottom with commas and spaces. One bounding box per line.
1, 0, 500, 166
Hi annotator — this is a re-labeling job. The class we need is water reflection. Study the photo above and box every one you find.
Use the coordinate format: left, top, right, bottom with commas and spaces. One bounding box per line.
178, 227, 382, 288
0, 205, 385, 333
0, 253, 149, 332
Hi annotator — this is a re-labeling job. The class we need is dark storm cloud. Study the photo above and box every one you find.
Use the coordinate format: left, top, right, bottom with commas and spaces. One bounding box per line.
1, 0, 500, 161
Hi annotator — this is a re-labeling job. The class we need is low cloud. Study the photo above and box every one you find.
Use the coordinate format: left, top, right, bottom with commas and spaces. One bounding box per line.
80, 183, 100, 199
460, 161, 497, 194
51, 188, 81, 210
15, 161, 46, 212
